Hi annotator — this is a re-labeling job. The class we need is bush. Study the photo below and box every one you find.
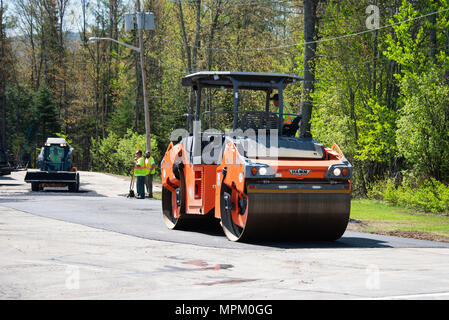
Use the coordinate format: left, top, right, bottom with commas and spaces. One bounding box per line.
90, 129, 160, 176
368, 175, 449, 214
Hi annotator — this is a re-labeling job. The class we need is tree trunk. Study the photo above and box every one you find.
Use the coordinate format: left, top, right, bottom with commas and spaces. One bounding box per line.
191, 0, 202, 72
372, 29, 377, 97
0, 0, 6, 150
429, 13, 437, 64
178, 0, 202, 133
299, 0, 318, 137
207, 1, 222, 70
178, 0, 192, 73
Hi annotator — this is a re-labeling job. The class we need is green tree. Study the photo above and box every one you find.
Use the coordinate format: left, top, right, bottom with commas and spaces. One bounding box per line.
382, 0, 449, 182
5, 84, 35, 157
33, 84, 60, 143
396, 68, 449, 182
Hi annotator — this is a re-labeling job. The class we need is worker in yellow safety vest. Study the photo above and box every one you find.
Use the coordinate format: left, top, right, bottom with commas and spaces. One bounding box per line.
144, 150, 156, 198
270, 94, 301, 137
134, 150, 147, 199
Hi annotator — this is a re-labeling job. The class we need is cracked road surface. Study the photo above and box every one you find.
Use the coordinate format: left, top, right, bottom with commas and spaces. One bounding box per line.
1, 171, 449, 299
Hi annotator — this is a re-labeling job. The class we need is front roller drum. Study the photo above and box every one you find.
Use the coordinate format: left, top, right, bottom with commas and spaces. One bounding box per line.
220, 185, 351, 242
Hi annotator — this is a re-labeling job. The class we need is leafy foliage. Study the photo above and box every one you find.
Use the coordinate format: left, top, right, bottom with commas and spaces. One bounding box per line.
396, 69, 449, 181
355, 99, 397, 163
91, 129, 160, 177
368, 175, 449, 214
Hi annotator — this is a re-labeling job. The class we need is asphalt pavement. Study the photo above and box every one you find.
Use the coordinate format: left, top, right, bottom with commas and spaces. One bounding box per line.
2, 194, 449, 250
1, 171, 448, 250
2, 170, 449, 299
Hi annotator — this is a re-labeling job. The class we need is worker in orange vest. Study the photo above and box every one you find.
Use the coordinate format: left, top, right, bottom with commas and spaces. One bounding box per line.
270, 94, 301, 137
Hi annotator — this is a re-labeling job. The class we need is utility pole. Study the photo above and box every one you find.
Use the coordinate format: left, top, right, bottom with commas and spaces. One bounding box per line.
300, 0, 319, 137
0, 0, 6, 151
136, 0, 151, 153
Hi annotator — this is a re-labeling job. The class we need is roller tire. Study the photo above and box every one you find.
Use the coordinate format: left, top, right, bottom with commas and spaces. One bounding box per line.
162, 168, 187, 229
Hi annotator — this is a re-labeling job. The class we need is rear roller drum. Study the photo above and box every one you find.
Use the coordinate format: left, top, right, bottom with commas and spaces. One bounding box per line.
220, 184, 248, 242
162, 169, 186, 230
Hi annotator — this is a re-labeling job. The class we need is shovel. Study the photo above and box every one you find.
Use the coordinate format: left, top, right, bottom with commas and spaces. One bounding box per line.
127, 167, 135, 198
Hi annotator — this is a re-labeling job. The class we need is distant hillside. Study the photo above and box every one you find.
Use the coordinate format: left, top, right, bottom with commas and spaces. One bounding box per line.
10, 30, 81, 52
66, 31, 81, 43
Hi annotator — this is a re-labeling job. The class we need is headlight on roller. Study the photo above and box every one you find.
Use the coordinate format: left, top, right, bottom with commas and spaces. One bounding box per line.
245, 164, 274, 178
325, 158, 353, 180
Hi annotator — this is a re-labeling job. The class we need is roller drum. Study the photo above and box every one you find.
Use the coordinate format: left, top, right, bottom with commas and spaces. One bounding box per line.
222, 186, 350, 242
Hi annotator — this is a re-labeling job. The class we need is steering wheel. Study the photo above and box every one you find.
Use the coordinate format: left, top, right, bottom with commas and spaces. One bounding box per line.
282, 124, 292, 136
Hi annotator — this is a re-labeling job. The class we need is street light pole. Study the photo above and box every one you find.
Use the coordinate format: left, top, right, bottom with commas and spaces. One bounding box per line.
87, 10, 151, 153
88, 37, 140, 52
136, 0, 151, 153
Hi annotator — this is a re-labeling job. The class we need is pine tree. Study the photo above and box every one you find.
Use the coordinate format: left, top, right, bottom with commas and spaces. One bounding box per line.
33, 85, 60, 144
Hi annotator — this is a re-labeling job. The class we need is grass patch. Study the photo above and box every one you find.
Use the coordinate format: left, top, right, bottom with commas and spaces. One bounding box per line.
350, 199, 449, 241
151, 191, 162, 200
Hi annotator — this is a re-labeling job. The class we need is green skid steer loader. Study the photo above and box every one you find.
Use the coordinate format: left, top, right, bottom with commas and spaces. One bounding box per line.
25, 138, 80, 192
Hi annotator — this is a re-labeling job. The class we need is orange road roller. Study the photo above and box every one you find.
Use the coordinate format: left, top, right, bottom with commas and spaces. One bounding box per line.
161, 72, 352, 242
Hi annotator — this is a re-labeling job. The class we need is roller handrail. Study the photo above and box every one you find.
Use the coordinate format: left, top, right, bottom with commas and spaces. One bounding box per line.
331, 143, 344, 158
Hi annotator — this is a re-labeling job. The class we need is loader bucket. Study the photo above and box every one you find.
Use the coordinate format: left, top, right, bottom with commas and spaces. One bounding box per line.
25, 171, 78, 183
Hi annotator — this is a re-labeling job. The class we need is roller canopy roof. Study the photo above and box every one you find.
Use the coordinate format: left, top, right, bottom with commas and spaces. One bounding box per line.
182, 71, 302, 90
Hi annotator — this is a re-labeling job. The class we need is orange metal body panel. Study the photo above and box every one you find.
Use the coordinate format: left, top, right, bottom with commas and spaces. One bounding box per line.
183, 163, 216, 215
161, 142, 218, 216
215, 142, 247, 226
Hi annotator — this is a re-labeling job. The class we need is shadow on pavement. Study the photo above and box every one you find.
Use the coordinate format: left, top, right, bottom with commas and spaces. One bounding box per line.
174, 216, 224, 237
0, 176, 14, 180
0, 187, 106, 201
26, 188, 106, 197
165, 220, 394, 248
252, 237, 392, 249
165, 222, 449, 249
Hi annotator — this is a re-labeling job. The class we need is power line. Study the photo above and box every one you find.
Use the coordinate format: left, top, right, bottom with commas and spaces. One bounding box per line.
171, 0, 295, 6
312, 43, 448, 73
170, 7, 449, 51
